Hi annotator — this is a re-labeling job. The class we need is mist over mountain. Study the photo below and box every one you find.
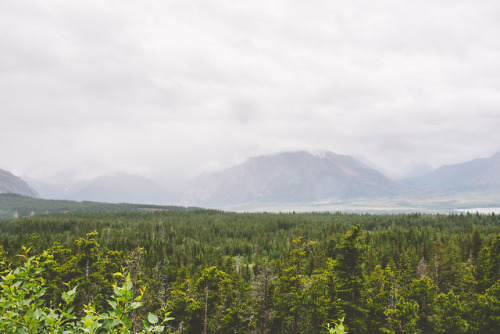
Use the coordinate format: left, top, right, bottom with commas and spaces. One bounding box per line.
30, 174, 174, 205
7, 149, 500, 211
0, 169, 39, 198
403, 151, 500, 194
67, 174, 176, 205
185, 151, 405, 206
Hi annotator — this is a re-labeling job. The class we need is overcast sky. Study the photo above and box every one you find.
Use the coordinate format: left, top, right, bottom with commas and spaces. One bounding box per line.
2, 0, 500, 183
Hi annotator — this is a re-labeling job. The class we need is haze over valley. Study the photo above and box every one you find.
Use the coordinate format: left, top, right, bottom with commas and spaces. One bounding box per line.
2, 150, 500, 214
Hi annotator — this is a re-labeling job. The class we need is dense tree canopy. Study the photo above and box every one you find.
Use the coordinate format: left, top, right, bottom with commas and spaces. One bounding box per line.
1, 210, 499, 333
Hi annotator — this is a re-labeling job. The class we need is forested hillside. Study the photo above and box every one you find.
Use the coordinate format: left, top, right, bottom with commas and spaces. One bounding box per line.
1, 211, 499, 333
0, 193, 193, 219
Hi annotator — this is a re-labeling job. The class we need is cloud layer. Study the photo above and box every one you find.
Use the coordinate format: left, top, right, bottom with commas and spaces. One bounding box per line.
2, 0, 500, 181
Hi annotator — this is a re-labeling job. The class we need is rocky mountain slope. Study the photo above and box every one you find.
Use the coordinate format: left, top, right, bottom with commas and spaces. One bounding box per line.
186, 151, 404, 205
403, 152, 500, 194
0, 169, 39, 198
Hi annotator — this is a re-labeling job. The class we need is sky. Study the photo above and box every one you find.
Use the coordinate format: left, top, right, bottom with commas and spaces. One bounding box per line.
1, 0, 500, 184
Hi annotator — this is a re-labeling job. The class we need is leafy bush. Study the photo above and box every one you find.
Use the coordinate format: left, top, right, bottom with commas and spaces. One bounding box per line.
0, 250, 172, 333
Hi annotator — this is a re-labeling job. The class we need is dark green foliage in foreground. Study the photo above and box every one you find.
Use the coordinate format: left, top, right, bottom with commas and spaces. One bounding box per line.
0, 249, 171, 333
1, 210, 500, 333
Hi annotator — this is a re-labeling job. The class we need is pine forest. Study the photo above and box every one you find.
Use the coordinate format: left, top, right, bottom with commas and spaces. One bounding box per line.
1, 209, 499, 333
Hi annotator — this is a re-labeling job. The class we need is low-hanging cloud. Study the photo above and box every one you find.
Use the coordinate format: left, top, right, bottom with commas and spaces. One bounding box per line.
1, 0, 500, 181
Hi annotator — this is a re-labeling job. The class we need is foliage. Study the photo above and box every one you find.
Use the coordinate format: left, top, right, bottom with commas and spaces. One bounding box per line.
0, 251, 77, 333
0, 249, 172, 333
326, 317, 347, 334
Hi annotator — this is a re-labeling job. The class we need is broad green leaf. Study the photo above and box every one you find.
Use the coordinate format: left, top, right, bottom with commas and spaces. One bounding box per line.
148, 312, 159, 324
131, 301, 142, 309
126, 279, 133, 291
108, 300, 117, 310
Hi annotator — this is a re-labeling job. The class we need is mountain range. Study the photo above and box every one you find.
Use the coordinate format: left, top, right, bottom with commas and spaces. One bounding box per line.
2, 150, 500, 211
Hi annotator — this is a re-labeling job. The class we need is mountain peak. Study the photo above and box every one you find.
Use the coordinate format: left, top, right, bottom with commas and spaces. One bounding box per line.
187, 150, 402, 206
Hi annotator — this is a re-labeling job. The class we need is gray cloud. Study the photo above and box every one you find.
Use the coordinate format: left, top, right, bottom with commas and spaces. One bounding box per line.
1, 0, 500, 181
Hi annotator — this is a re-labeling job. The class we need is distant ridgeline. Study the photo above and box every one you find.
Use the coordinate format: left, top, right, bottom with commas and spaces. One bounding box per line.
3, 150, 500, 211
0, 193, 194, 219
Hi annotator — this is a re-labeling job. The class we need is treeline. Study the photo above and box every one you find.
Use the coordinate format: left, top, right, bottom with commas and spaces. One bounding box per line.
0, 193, 193, 219
0, 210, 499, 333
